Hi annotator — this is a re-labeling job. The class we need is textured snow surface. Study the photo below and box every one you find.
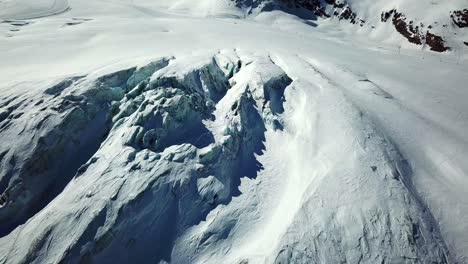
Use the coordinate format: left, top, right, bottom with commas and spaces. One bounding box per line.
0, 0, 69, 20
0, 0, 468, 263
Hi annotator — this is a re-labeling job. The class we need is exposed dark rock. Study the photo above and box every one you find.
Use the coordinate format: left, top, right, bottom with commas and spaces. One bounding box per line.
450, 9, 468, 28
381, 9, 450, 52
426, 32, 450, 52
381, 9, 396, 22
392, 11, 423, 45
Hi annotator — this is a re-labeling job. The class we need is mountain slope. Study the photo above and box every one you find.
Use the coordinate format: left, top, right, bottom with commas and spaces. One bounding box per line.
0, 0, 69, 19
254, 0, 468, 52
0, 0, 467, 263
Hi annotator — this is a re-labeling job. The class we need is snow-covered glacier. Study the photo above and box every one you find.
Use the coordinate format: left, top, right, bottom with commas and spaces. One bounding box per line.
1, 0, 468, 263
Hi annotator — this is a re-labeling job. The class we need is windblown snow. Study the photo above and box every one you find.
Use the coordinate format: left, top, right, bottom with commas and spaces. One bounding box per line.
0, 0, 467, 263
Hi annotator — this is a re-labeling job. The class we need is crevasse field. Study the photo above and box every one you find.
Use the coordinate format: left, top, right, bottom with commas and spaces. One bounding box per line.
0, 0, 467, 263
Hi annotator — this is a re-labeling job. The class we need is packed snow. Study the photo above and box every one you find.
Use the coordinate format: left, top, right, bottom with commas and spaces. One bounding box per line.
0, 0, 69, 20
0, 0, 467, 263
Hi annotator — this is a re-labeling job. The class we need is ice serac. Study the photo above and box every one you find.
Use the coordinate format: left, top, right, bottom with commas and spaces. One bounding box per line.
0, 59, 172, 237
169, 54, 451, 264
0, 51, 287, 263
0, 50, 455, 264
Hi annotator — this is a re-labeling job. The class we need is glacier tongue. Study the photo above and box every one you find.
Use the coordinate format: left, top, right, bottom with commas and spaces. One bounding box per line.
0, 50, 452, 263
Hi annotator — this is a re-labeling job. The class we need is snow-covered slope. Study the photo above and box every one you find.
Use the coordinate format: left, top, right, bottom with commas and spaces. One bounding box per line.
254, 0, 468, 52
0, 0, 467, 263
0, 0, 69, 20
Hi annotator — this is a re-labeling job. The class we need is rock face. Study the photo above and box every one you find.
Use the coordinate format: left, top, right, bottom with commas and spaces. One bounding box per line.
426, 32, 451, 52
0, 51, 453, 264
381, 9, 423, 45
381, 9, 450, 52
451, 9, 468, 28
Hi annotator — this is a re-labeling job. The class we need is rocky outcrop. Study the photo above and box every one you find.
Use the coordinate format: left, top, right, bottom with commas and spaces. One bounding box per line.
272, 1, 455, 52
426, 32, 450, 52
451, 9, 468, 28
381, 9, 450, 52
383, 10, 423, 45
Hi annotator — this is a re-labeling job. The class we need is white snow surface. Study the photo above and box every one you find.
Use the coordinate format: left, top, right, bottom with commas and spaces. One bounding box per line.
0, 0, 468, 263
0, 0, 69, 20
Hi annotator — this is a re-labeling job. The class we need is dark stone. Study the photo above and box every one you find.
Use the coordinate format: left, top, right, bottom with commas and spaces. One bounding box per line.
392, 12, 423, 45
381, 9, 451, 52
426, 32, 450, 52
451, 9, 468, 28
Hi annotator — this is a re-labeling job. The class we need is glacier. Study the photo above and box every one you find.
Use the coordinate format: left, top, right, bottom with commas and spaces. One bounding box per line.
0, 0, 468, 263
